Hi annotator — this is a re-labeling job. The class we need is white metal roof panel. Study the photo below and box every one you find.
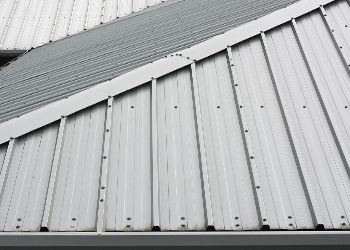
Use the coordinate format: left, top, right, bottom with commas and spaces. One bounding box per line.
0, 0, 167, 50
105, 85, 152, 231
0, 124, 58, 231
0, 0, 349, 243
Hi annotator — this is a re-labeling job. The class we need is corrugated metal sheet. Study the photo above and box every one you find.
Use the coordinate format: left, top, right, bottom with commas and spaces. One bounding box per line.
105, 85, 151, 231
49, 103, 106, 232
0, 0, 299, 124
0, 125, 58, 231
0, 0, 166, 50
0, 0, 350, 233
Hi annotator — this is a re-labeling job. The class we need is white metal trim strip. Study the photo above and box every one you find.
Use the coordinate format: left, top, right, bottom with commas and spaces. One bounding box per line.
151, 79, 160, 230
41, 118, 66, 229
0, 0, 337, 145
96, 98, 113, 233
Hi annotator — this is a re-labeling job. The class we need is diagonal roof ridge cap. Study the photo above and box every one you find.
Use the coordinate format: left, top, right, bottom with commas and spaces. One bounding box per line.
0, 0, 335, 144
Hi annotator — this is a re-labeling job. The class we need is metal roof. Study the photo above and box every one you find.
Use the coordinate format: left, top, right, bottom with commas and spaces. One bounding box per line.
0, 0, 167, 50
0, 0, 350, 239
0, 0, 299, 124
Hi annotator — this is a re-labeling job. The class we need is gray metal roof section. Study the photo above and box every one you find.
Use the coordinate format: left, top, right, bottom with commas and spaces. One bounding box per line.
0, 0, 299, 123
0, 0, 350, 235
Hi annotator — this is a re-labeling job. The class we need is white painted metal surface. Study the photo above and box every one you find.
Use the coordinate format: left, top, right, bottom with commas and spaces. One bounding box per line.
0, 0, 349, 233
0, 0, 166, 50
0, 0, 334, 145
0, 126, 58, 231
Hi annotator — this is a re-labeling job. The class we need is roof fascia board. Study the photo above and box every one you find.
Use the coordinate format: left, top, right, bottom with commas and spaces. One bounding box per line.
0, 0, 335, 144
1, 231, 350, 246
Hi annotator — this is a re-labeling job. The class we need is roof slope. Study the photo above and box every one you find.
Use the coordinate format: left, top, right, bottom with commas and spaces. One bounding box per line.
0, 0, 168, 50
0, 0, 298, 123
0, 0, 349, 235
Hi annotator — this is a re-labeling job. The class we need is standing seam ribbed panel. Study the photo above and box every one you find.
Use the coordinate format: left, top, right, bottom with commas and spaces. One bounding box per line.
195, 53, 259, 230
49, 102, 106, 231
0, 124, 58, 232
157, 68, 205, 231
105, 84, 151, 231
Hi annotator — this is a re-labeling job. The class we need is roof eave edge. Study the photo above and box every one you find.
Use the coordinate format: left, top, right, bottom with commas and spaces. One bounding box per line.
1, 231, 350, 246
0, 0, 335, 144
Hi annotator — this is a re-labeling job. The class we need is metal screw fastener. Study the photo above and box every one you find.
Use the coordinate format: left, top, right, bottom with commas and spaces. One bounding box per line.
256, 186, 260, 189
17, 218, 21, 221
127, 217, 132, 221
181, 224, 186, 228
235, 217, 239, 220
288, 216, 292, 219
235, 224, 240, 227
181, 217, 186, 220
101, 186, 105, 189
217, 106, 221, 109
72, 218, 76, 221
